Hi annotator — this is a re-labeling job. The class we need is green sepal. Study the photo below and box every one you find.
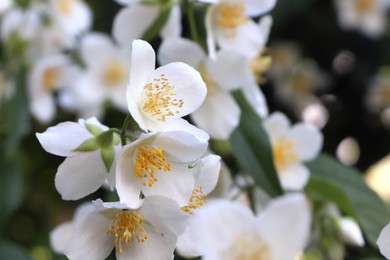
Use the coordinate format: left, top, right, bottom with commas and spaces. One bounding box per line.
113, 133, 121, 146
101, 147, 115, 172
85, 123, 104, 136
73, 137, 100, 152
96, 130, 115, 149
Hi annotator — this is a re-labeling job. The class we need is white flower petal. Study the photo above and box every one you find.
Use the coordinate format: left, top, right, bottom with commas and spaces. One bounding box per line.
287, 123, 323, 161
242, 79, 269, 118
257, 193, 311, 260
196, 154, 221, 194
55, 151, 108, 200
158, 37, 205, 68
279, 163, 310, 190
80, 32, 115, 66
191, 91, 240, 140
338, 218, 365, 246
30, 93, 56, 124
263, 111, 291, 142
115, 0, 141, 5
50, 222, 74, 254
205, 5, 218, 60
160, 5, 182, 39
65, 211, 114, 260
113, 5, 159, 47
142, 195, 189, 235
244, 0, 277, 16
378, 222, 390, 259
36, 121, 91, 157
152, 62, 207, 117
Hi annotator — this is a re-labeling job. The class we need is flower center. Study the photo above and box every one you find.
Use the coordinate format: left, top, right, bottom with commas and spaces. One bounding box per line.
273, 138, 298, 172
217, 2, 248, 38
181, 187, 206, 215
220, 233, 272, 259
107, 210, 148, 253
291, 72, 313, 94
43, 68, 60, 92
250, 52, 272, 84
103, 60, 126, 87
355, 0, 376, 15
142, 74, 183, 122
57, 0, 76, 16
134, 145, 171, 187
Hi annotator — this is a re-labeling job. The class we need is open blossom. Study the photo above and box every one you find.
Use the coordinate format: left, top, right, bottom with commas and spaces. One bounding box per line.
204, 0, 276, 59
263, 112, 323, 190
334, 0, 390, 38
116, 131, 208, 208
159, 37, 252, 139
65, 196, 189, 260
36, 117, 120, 200
176, 193, 311, 259
127, 39, 208, 142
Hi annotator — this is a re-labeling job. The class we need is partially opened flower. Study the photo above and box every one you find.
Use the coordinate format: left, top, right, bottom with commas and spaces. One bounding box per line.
205, 0, 277, 59
378, 222, 390, 259
263, 111, 323, 190
116, 131, 208, 208
36, 117, 120, 200
65, 196, 189, 260
127, 39, 208, 142
176, 193, 311, 259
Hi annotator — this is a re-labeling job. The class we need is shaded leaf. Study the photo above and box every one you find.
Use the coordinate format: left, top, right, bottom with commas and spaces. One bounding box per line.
0, 240, 31, 260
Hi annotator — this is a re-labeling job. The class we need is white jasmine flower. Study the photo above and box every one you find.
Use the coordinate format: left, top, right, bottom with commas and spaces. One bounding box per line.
334, 0, 390, 38
36, 117, 120, 200
28, 54, 75, 123
116, 131, 208, 208
263, 112, 323, 190
127, 39, 208, 142
65, 196, 189, 260
205, 0, 277, 59
72, 32, 130, 113
378, 222, 390, 259
158, 37, 268, 139
176, 193, 311, 259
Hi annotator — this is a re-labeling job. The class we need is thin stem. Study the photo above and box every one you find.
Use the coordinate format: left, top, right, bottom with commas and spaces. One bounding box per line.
121, 114, 132, 146
185, 0, 200, 43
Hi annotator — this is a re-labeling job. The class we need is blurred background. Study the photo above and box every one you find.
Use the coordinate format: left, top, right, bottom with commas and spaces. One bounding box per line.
0, 0, 390, 259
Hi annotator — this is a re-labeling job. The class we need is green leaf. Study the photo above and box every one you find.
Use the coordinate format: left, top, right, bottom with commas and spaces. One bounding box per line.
141, 2, 173, 41
305, 153, 390, 246
101, 147, 115, 172
0, 241, 31, 260
85, 123, 104, 136
229, 90, 283, 197
73, 137, 99, 152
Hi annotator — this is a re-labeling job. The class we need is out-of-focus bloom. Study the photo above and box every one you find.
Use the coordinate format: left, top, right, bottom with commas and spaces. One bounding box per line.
65, 197, 189, 260
378, 222, 390, 259
50, 202, 95, 254
116, 131, 208, 208
365, 155, 390, 204
113, 2, 181, 47
177, 193, 311, 259
0, 0, 11, 14
159, 37, 263, 139
336, 137, 360, 166
263, 112, 323, 190
71, 33, 129, 114
338, 218, 365, 246
127, 39, 208, 142
36, 117, 120, 200
366, 67, 390, 112
334, 0, 389, 38
28, 54, 75, 123
205, 0, 276, 58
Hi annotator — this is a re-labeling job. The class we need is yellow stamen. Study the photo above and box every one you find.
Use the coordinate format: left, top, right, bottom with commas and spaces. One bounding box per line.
181, 187, 206, 215
107, 210, 148, 253
250, 49, 272, 84
57, 0, 76, 15
134, 145, 171, 187
142, 74, 183, 122
220, 233, 272, 259
355, 0, 376, 15
217, 2, 248, 38
103, 60, 126, 87
43, 68, 60, 92
273, 139, 298, 172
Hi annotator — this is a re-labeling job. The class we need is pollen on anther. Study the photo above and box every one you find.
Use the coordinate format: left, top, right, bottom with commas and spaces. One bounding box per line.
181, 187, 206, 215
217, 2, 248, 38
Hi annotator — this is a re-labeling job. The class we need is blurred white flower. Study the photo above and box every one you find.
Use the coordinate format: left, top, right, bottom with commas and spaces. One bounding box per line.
127, 39, 208, 142
28, 54, 76, 123
263, 112, 323, 190
65, 197, 189, 260
159, 37, 259, 139
378, 222, 390, 259
176, 193, 311, 259
205, 0, 276, 59
0, 0, 12, 14
116, 131, 208, 208
334, 0, 390, 38
36, 117, 120, 200
365, 67, 390, 112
